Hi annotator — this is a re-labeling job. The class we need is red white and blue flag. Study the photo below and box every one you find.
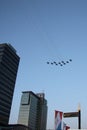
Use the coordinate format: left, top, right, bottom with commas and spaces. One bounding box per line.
55, 110, 63, 130
63, 122, 70, 130
63, 122, 66, 130
66, 125, 70, 130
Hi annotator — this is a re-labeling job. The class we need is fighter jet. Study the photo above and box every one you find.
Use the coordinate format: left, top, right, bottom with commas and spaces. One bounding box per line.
69, 59, 72, 62
60, 64, 63, 66
47, 62, 49, 64
55, 63, 58, 65
58, 62, 61, 65
66, 61, 69, 63
61, 61, 66, 65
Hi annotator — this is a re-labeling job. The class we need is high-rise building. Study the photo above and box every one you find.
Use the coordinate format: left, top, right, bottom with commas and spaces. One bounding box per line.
0, 43, 20, 125
18, 91, 48, 130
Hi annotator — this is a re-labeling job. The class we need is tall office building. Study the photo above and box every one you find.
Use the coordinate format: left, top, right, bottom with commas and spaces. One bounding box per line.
0, 43, 20, 125
18, 91, 48, 130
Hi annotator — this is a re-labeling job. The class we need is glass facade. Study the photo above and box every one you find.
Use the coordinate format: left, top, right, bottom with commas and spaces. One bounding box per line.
18, 93, 30, 126
18, 91, 48, 130
0, 43, 20, 125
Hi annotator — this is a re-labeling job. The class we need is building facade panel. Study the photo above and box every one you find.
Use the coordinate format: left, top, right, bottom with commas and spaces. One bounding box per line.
0, 43, 20, 125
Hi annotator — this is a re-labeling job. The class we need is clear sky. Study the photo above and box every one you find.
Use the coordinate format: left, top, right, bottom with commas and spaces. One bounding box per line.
0, 0, 87, 129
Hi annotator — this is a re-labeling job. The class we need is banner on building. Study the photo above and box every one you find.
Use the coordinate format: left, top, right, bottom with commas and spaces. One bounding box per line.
55, 110, 63, 130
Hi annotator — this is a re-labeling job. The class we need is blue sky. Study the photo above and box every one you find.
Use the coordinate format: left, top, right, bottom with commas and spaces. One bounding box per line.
0, 0, 87, 129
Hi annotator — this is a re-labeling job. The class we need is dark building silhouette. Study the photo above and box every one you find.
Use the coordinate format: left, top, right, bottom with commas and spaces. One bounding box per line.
18, 91, 48, 130
0, 43, 20, 125
0, 124, 29, 130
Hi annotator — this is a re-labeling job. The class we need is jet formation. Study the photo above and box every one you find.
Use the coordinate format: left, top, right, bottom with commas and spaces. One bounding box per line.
47, 59, 72, 66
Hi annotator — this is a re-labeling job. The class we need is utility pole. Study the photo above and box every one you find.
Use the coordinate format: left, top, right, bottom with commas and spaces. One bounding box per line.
78, 104, 81, 129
